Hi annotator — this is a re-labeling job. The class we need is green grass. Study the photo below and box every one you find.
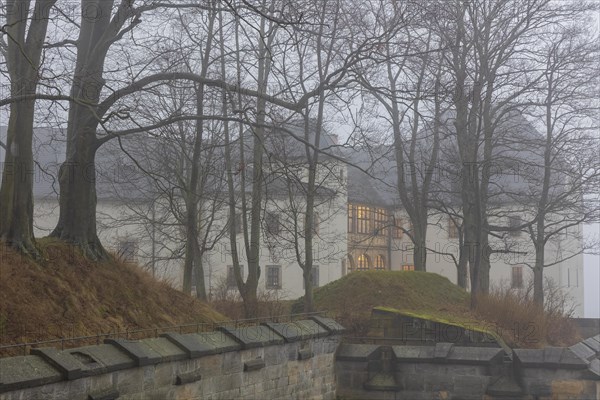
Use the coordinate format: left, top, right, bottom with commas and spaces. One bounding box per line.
293, 270, 578, 348
295, 270, 470, 319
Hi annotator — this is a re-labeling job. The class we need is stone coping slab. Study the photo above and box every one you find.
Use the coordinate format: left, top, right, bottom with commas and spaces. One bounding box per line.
336, 343, 380, 361
0, 318, 344, 394
569, 342, 597, 363
141, 337, 188, 362
262, 320, 328, 342
310, 316, 346, 334
217, 325, 285, 349
194, 331, 242, 352
0, 355, 63, 393
67, 343, 136, 375
104, 338, 164, 367
30, 347, 86, 380
161, 332, 232, 358
513, 347, 588, 369
337, 343, 504, 365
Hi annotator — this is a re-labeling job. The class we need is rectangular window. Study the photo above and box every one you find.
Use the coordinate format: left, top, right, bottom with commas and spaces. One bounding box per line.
357, 206, 371, 234
118, 240, 137, 263
509, 216, 522, 237
402, 264, 414, 271
266, 265, 282, 289
227, 265, 244, 288
393, 217, 403, 239
448, 217, 459, 239
266, 212, 280, 235
511, 266, 523, 289
567, 268, 570, 287
348, 205, 355, 233
374, 208, 387, 236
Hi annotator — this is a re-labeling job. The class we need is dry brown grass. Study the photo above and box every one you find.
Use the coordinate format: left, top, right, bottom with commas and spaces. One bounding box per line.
0, 238, 225, 355
208, 276, 292, 320
474, 282, 580, 348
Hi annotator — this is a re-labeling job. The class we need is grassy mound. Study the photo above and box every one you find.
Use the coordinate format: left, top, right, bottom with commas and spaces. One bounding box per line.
0, 238, 225, 352
293, 270, 578, 348
294, 270, 471, 324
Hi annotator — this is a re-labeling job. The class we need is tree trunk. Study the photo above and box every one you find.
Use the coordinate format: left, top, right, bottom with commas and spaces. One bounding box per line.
412, 220, 428, 272
303, 267, 314, 313
0, 0, 57, 257
456, 244, 468, 289
0, 102, 38, 256
194, 256, 207, 301
533, 254, 544, 307
51, 127, 107, 260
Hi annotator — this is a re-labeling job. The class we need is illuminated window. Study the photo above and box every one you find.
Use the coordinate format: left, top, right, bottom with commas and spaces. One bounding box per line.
375, 255, 385, 270
357, 254, 370, 270
357, 206, 371, 234
402, 264, 414, 271
511, 266, 523, 288
393, 217, 403, 238
374, 208, 387, 236
448, 217, 459, 239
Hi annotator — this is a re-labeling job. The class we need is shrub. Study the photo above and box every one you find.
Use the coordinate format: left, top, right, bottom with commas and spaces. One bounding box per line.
475, 277, 579, 347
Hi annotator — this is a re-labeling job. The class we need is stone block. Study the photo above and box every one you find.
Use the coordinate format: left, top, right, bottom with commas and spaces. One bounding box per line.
434, 343, 454, 360
309, 316, 346, 334
30, 348, 85, 380
87, 387, 119, 400
151, 363, 175, 387
424, 373, 454, 392
113, 367, 144, 394
221, 351, 243, 374
336, 344, 379, 361
218, 326, 284, 349
75, 345, 138, 376
175, 368, 202, 385
104, 339, 162, 367
0, 355, 63, 393
262, 320, 328, 343
453, 375, 489, 396
263, 345, 284, 365
196, 331, 242, 354
158, 333, 215, 359
244, 358, 266, 372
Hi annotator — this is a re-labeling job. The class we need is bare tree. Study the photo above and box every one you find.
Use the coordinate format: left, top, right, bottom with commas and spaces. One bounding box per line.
431, 0, 571, 305
0, 0, 58, 256
515, 22, 600, 306
355, 1, 446, 273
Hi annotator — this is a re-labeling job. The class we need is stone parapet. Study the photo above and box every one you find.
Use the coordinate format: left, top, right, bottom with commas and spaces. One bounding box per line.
0, 318, 343, 400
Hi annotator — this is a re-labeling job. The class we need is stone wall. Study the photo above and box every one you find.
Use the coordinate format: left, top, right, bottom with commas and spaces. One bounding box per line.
0, 316, 344, 400
336, 336, 600, 400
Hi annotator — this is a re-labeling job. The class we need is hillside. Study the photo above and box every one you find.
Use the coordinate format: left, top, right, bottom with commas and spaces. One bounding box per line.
295, 270, 471, 323
0, 238, 225, 352
293, 270, 578, 348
